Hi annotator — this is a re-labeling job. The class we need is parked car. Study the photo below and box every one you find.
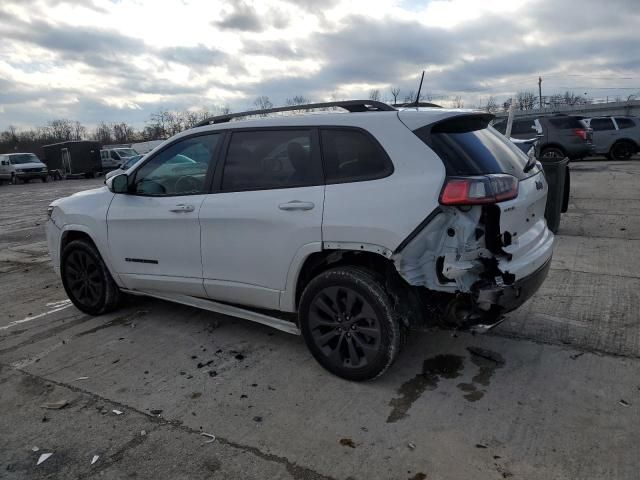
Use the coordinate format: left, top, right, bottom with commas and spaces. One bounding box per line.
46, 101, 554, 380
104, 154, 144, 180
43, 141, 102, 179
0, 153, 48, 184
493, 115, 593, 159
100, 147, 139, 170
579, 116, 640, 160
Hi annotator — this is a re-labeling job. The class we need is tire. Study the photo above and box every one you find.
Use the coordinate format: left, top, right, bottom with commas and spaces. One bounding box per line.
610, 141, 634, 160
540, 147, 565, 159
61, 239, 121, 315
11, 175, 19, 185
298, 267, 402, 381
85, 172, 95, 179
41, 176, 48, 183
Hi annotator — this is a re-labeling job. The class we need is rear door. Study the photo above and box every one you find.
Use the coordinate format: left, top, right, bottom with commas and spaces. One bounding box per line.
199, 128, 324, 310
589, 117, 616, 154
107, 132, 222, 296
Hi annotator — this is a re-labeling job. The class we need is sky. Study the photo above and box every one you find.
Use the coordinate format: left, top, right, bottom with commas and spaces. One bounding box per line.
1, 0, 639, 129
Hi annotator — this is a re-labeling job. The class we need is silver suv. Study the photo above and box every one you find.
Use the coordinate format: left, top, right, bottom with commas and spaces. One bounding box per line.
47, 100, 554, 380
581, 116, 640, 160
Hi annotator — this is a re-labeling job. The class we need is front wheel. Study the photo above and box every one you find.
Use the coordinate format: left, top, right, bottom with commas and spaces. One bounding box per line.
299, 267, 402, 381
61, 239, 122, 315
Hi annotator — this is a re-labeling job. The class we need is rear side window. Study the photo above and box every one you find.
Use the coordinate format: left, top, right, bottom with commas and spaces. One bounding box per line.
615, 117, 636, 129
491, 120, 506, 134
548, 116, 584, 129
222, 130, 321, 191
511, 119, 537, 135
589, 118, 615, 131
320, 129, 393, 183
413, 114, 531, 180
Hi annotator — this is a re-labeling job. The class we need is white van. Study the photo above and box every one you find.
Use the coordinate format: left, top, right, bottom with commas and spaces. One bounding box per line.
0, 153, 49, 184
100, 148, 138, 170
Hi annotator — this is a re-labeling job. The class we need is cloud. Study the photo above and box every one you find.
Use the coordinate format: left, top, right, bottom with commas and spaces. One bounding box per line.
214, 1, 264, 32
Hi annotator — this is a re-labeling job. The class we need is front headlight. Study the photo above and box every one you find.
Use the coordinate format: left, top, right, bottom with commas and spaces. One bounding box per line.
41, 167, 48, 172
47, 206, 55, 218
15, 168, 23, 172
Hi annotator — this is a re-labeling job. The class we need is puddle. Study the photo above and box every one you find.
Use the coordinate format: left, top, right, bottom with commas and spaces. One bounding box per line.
387, 354, 464, 423
456, 347, 505, 402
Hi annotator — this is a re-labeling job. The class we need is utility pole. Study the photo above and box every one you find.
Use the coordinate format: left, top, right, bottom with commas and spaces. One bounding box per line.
538, 76, 543, 110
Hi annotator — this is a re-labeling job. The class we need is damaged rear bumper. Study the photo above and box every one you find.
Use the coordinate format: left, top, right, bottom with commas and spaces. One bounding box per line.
476, 256, 552, 314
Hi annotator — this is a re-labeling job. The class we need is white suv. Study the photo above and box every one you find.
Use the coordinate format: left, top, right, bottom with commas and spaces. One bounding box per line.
46, 100, 554, 380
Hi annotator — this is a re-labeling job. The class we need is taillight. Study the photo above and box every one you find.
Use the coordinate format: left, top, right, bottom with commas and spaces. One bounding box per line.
573, 128, 587, 140
439, 174, 518, 206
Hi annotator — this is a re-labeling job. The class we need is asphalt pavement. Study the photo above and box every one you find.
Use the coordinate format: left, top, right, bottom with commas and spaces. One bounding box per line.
0, 163, 638, 480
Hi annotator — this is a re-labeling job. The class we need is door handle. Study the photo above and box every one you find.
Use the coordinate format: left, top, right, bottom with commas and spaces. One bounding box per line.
169, 204, 195, 213
278, 201, 315, 211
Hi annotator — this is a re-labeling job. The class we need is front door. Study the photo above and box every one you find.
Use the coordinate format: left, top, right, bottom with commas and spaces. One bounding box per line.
199, 129, 324, 310
107, 132, 223, 296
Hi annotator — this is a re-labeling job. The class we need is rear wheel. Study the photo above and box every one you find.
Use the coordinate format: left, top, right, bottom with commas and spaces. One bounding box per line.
610, 141, 634, 160
41, 176, 48, 183
540, 147, 565, 159
61, 239, 121, 315
299, 267, 402, 381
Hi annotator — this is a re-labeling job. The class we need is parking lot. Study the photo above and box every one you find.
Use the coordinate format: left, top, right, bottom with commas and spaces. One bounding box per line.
1, 161, 639, 479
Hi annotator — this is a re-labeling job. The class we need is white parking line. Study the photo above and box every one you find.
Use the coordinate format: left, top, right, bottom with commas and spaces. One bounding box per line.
0, 303, 73, 331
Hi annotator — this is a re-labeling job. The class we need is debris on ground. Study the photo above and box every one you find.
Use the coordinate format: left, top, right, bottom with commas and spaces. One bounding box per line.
112, 409, 123, 415
252, 416, 263, 422
150, 409, 163, 415
339, 438, 356, 448
408, 442, 416, 450
619, 399, 630, 407
409, 473, 427, 480
74, 376, 89, 381
41, 400, 69, 410
467, 347, 505, 365
191, 392, 202, 399
197, 360, 214, 369
91, 455, 99, 465
208, 370, 217, 377
201, 432, 216, 444
37, 453, 53, 465
570, 352, 585, 360
140, 430, 147, 436
31, 446, 39, 452
234, 353, 245, 360
476, 443, 488, 449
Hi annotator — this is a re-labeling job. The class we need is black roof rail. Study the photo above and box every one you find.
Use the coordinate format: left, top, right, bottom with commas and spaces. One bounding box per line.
193, 100, 396, 128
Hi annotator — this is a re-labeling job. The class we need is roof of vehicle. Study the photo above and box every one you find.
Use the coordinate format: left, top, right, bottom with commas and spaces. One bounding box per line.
182, 106, 488, 141
4, 152, 39, 156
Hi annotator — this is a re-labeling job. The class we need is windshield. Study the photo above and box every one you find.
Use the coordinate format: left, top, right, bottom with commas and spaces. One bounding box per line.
115, 148, 137, 158
9, 154, 41, 165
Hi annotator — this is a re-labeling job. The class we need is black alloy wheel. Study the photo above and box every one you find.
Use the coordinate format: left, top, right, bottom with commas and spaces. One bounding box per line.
64, 249, 105, 310
61, 239, 121, 315
307, 285, 382, 370
299, 267, 402, 381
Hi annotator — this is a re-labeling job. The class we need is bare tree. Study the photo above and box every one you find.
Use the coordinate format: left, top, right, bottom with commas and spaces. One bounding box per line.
71, 121, 86, 141
451, 96, 464, 108
516, 91, 537, 110
390, 87, 400, 104
285, 95, 310, 106
368, 89, 381, 102
94, 122, 113, 145
253, 96, 273, 115
477, 96, 499, 113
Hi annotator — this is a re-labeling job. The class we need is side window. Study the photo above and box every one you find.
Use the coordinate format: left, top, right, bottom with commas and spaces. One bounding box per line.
511, 120, 536, 135
589, 118, 615, 131
320, 129, 393, 183
133, 134, 221, 196
222, 130, 320, 191
615, 118, 635, 129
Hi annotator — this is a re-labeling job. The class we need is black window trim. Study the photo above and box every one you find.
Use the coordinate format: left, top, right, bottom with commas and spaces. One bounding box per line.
127, 130, 226, 197
212, 126, 324, 194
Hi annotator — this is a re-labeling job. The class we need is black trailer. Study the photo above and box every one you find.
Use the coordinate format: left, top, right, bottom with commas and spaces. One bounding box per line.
42, 141, 102, 179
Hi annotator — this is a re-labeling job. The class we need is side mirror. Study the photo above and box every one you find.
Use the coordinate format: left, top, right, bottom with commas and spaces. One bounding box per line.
110, 173, 130, 194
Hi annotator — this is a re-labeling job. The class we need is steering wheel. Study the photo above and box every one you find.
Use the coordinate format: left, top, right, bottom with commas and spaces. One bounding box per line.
175, 175, 201, 193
